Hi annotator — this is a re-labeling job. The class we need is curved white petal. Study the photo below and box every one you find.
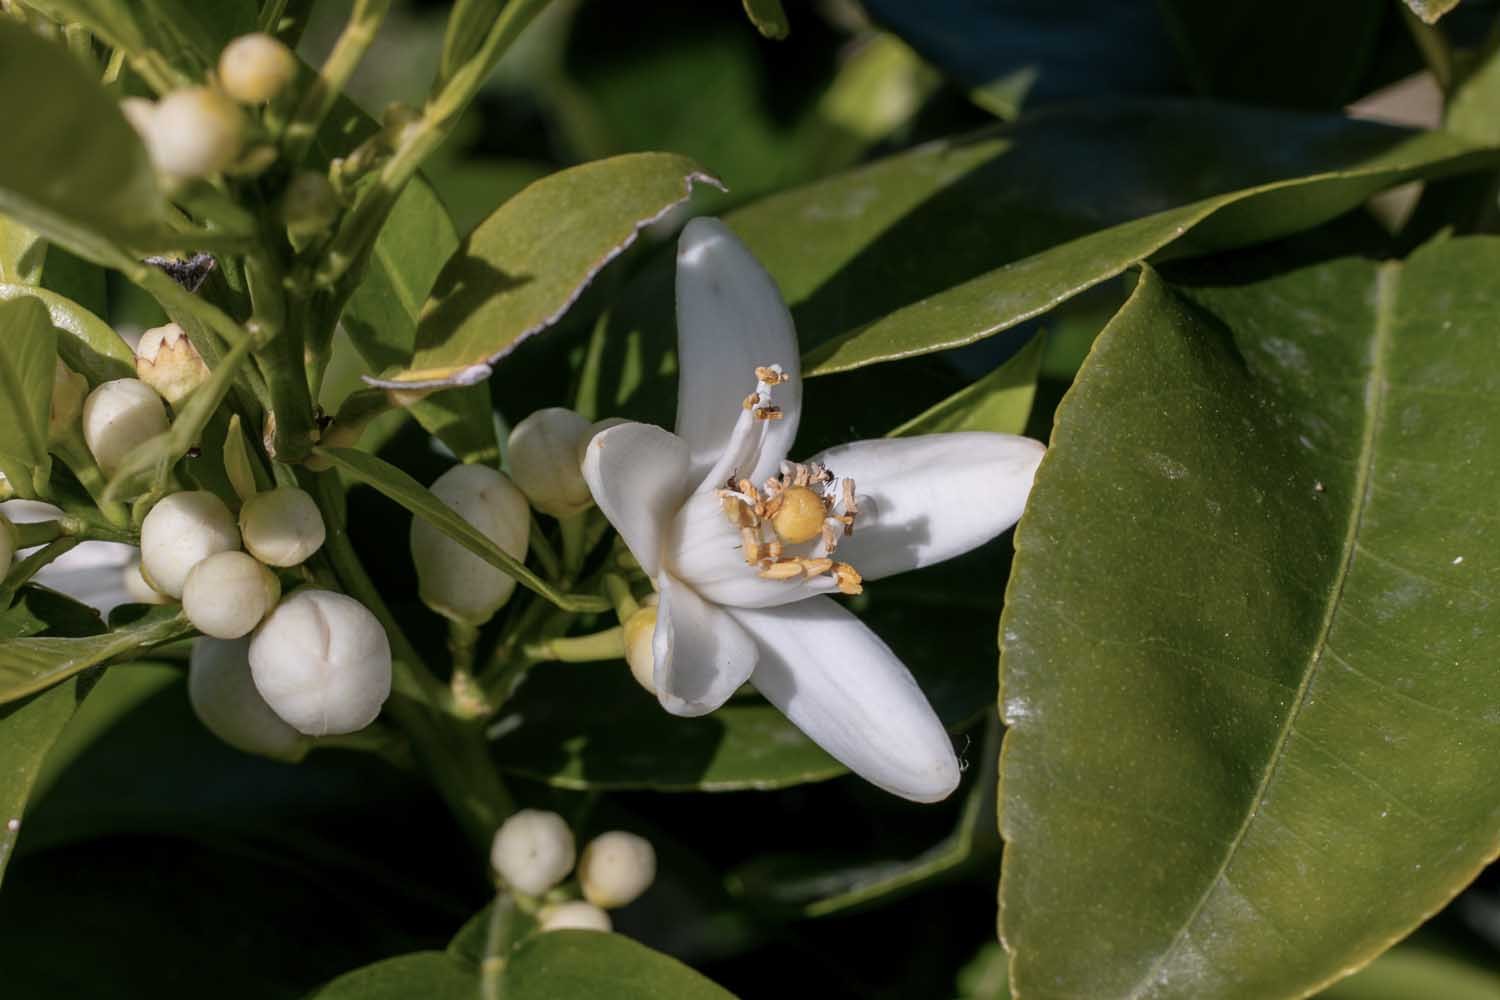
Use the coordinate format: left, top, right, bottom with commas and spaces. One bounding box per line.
652, 572, 757, 717
729, 597, 959, 803
580, 422, 691, 579
664, 491, 837, 609
675, 218, 801, 487
808, 433, 1045, 581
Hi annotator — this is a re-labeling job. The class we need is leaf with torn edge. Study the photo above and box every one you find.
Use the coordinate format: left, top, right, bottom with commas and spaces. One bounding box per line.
365, 153, 722, 390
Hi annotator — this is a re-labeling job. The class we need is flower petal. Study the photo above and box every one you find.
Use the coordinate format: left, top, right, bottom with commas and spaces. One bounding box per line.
808, 433, 1045, 581
580, 422, 691, 579
664, 491, 837, 608
652, 572, 757, 717
728, 597, 960, 803
675, 218, 801, 487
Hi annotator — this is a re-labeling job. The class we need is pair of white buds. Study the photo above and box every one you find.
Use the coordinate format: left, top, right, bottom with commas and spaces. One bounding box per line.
412, 408, 615, 626
489, 810, 657, 933
121, 33, 294, 180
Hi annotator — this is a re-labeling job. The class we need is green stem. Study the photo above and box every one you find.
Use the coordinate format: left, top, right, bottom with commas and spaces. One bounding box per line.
523, 626, 624, 663
558, 514, 588, 582
10, 520, 61, 548
603, 573, 639, 621
1401, 4, 1454, 93
527, 518, 561, 581
1, 537, 80, 603
52, 431, 129, 527
479, 893, 521, 1000
449, 619, 489, 717
282, 0, 392, 163
312, 470, 512, 851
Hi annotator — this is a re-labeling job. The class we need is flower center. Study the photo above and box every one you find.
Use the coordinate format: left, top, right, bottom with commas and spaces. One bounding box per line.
714, 365, 863, 596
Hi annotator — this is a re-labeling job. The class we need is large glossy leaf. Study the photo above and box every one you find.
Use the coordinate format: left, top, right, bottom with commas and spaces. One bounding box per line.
999, 239, 1500, 999
0, 215, 44, 284
501, 930, 738, 1000
0, 20, 165, 264
0, 586, 103, 886
23, 0, 256, 78
1317, 946, 1500, 999
0, 605, 188, 706
0, 283, 134, 385
889, 333, 1042, 438
307, 952, 477, 999
368, 153, 721, 389
0, 296, 57, 498
703, 102, 1498, 377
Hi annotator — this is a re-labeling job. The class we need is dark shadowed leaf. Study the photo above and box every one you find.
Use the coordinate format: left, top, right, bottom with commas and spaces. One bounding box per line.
502, 930, 739, 1000
0, 296, 57, 498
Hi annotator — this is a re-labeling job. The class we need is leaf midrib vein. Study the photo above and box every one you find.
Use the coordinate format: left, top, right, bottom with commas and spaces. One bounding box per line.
1120, 260, 1399, 1000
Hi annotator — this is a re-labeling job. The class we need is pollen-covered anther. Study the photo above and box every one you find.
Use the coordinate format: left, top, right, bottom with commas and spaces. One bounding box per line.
754, 365, 789, 385
758, 560, 805, 581
833, 562, 863, 595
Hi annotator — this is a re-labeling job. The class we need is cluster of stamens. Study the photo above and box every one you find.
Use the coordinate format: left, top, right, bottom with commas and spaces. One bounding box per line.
716, 367, 864, 596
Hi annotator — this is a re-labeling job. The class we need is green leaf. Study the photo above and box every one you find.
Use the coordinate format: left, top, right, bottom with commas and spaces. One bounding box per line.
999, 238, 1500, 999
0, 20, 165, 265
0, 605, 188, 707
371, 153, 722, 390
314, 447, 606, 614
730, 721, 998, 917
438, 0, 505, 86
501, 930, 739, 1000
0, 283, 134, 385
0, 586, 104, 887
706, 102, 1497, 378
344, 177, 498, 464
222, 413, 260, 503
740, 0, 789, 39
956, 942, 1013, 1000
0, 297, 57, 498
23, 0, 257, 78
1316, 946, 1500, 999
1404, 0, 1461, 24
306, 952, 477, 999
889, 333, 1043, 438
0, 215, 45, 284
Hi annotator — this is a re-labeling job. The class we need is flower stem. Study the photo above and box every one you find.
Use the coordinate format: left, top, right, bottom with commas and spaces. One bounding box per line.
312, 469, 512, 851
479, 892, 521, 1000
282, 0, 392, 164
522, 626, 624, 663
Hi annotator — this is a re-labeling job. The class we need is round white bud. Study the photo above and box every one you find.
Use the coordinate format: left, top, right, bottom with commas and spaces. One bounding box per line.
490, 809, 576, 896
0, 511, 13, 577
135, 323, 209, 404
82, 378, 169, 479
537, 901, 612, 933
183, 550, 281, 639
283, 171, 340, 239
248, 589, 392, 736
622, 605, 658, 694
507, 408, 595, 518
578, 831, 656, 909
239, 487, 325, 567
122, 559, 169, 604
410, 465, 530, 625
189, 636, 309, 760
146, 87, 244, 178
218, 32, 296, 104
139, 490, 240, 598
119, 96, 157, 140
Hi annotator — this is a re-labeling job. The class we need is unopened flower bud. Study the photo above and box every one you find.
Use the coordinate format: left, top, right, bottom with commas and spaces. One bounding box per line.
578, 831, 656, 909
183, 550, 280, 638
622, 605, 658, 694
189, 636, 309, 760
283, 170, 340, 240
145, 87, 244, 178
122, 559, 169, 604
217, 32, 296, 104
139, 490, 240, 598
489, 809, 576, 896
537, 901, 612, 933
507, 408, 594, 518
239, 487, 325, 566
411, 465, 529, 625
82, 378, 169, 478
576, 417, 630, 467
0, 511, 13, 577
49, 360, 86, 440
135, 323, 209, 404
248, 589, 392, 736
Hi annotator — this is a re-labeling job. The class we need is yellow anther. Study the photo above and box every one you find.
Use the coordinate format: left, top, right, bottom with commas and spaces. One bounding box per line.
770, 486, 826, 545
758, 561, 804, 581
755, 365, 788, 384
833, 562, 863, 595
800, 557, 833, 577
740, 526, 761, 565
